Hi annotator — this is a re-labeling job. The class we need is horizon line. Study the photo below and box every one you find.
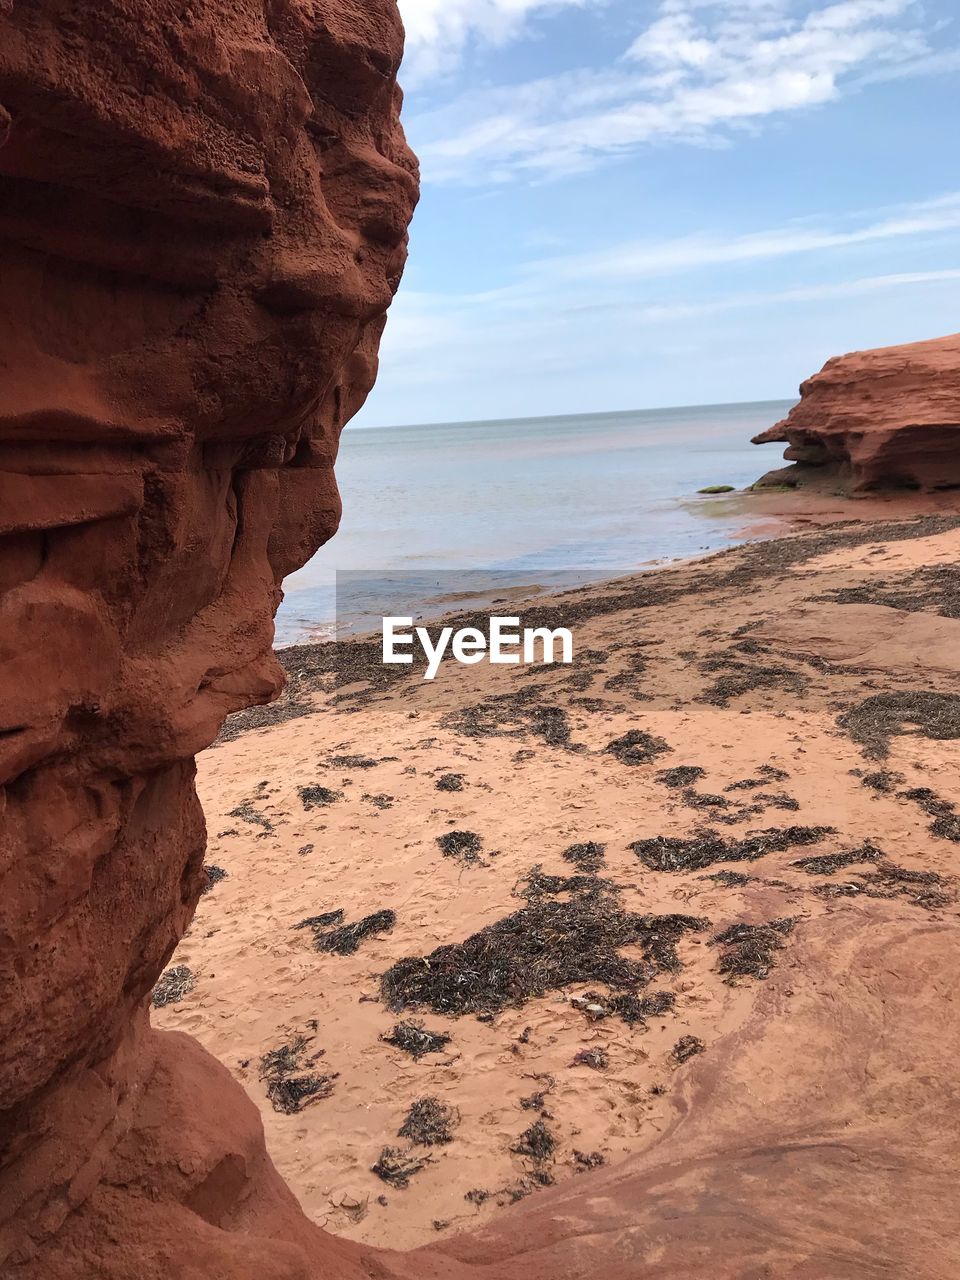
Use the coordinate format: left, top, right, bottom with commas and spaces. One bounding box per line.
349, 395, 796, 433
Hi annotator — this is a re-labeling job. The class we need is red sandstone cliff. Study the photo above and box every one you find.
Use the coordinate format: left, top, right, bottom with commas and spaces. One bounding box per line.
0, 1, 417, 1273
3, 5, 960, 1278
753, 332, 960, 490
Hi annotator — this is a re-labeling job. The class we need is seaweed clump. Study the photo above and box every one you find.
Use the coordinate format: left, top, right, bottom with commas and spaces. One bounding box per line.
656, 765, 706, 789
437, 830, 483, 863
258, 1034, 338, 1114
372, 1147, 430, 1188
152, 964, 195, 1008
604, 729, 671, 766
202, 865, 227, 894
380, 883, 706, 1016
296, 909, 396, 955
442, 690, 571, 748
630, 825, 832, 872
839, 691, 960, 758
380, 1021, 452, 1059
399, 1097, 460, 1146
712, 918, 796, 981
812, 862, 953, 911
673, 1035, 705, 1063
298, 784, 343, 810
436, 772, 466, 792
512, 1120, 556, 1161
562, 841, 607, 872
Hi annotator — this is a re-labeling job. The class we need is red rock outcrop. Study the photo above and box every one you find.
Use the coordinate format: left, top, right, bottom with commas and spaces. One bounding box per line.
4, 5, 960, 1278
753, 333, 960, 490
0, 1, 417, 1273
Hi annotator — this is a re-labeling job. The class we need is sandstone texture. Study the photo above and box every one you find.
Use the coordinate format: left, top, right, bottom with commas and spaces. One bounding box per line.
753, 333, 960, 490
0, 0, 416, 1273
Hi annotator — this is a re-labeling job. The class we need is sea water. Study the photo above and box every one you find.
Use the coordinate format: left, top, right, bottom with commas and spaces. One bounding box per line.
275, 399, 793, 644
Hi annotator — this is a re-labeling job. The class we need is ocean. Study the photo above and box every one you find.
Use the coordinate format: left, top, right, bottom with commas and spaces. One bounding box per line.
275, 399, 794, 644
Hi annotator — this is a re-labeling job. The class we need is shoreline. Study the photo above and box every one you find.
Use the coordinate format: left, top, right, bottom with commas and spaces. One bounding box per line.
157, 506, 960, 1250
276, 483, 960, 649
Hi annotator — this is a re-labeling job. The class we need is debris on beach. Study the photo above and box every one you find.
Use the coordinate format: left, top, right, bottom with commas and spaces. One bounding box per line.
436, 830, 483, 863
561, 841, 607, 872
151, 964, 195, 1008
604, 729, 671, 766
711, 918, 797, 981
812, 862, 954, 911
363, 792, 395, 810
443, 689, 571, 747
512, 1119, 556, 1162
792, 843, 882, 875
698, 656, 808, 707
298, 784, 344, 809
839, 690, 960, 758
672, 1035, 705, 1064
380, 1020, 453, 1059
436, 772, 465, 792
381, 880, 707, 1016
573, 1150, 606, 1172
296, 909, 396, 954
571, 1047, 608, 1070
202, 864, 228, 894
329, 754, 379, 769
656, 765, 706, 789
258, 1033, 338, 1114
227, 798, 275, 832
630, 825, 833, 872
398, 1097, 460, 1146
371, 1147, 431, 1188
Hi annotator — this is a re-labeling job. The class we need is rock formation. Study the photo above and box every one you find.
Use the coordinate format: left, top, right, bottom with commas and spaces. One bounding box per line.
0, 1, 417, 1273
753, 333, 960, 490
3, 4, 959, 1277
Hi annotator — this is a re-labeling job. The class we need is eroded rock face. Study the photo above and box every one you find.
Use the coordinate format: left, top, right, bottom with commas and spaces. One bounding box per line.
0, 2, 416, 1272
753, 333, 960, 490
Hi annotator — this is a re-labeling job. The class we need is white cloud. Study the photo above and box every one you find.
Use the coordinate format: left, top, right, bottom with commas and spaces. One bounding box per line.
398, 0, 603, 83
407, 0, 954, 182
374, 192, 960, 392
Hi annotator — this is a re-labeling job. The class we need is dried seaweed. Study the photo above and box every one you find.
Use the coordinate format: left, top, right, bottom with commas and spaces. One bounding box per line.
630, 825, 832, 872
202, 865, 227, 894
839, 691, 960, 758
381, 884, 707, 1016
712, 918, 796, 981
296, 909, 395, 955
792, 843, 882, 875
562, 841, 607, 872
437, 830, 483, 863
673, 1035, 704, 1063
298, 785, 343, 809
656, 765, 707, 789
258, 1034, 337, 1114
371, 1147, 430, 1188
380, 1021, 452, 1059
152, 964, 195, 1008
399, 1097, 460, 1146
512, 1120, 556, 1161
436, 773, 465, 792
571, 1047, 608, 1069
604, 729, 671, 766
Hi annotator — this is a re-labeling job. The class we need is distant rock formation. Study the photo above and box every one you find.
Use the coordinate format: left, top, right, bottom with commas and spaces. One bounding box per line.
0, 2, 416, 1274
753, 333, 960, 490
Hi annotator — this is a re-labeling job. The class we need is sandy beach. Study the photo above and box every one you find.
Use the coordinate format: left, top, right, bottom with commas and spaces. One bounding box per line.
154, 509, 960, 1251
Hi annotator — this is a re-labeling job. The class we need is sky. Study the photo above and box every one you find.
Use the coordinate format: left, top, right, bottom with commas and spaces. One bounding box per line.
353, 0, 960, 427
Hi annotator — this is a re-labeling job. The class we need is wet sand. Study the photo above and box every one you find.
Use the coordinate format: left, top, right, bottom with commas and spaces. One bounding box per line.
155, 509, 960, 1251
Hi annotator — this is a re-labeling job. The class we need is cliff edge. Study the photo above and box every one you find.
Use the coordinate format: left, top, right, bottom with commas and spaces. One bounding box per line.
753, 332, 960, 490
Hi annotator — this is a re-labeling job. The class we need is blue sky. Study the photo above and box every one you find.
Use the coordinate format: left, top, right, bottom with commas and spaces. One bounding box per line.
356, 0, 960, 427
